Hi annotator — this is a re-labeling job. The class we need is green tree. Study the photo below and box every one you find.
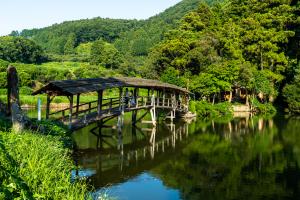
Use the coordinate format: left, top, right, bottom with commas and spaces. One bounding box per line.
64, 33, 77, 55
160, 67, 185, 87
90, 39, 122, 69
0, 36, 45, 63
75, 42, 92, 56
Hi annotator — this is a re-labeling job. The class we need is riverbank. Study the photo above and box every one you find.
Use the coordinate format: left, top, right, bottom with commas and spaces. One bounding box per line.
189, 100, 276, 119
0, 117, 94, 199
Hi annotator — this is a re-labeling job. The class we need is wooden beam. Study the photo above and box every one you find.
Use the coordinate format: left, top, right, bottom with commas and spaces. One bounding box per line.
46, 95, 51, 119
69, 95, 74, 123
163, 90, 166, 107
119, 88, 123, 110
97, 90, 103, 116
76, 94, 80, 118
133, 88, 137, 98
134, 88, 138, 108
132, 110, 137, 125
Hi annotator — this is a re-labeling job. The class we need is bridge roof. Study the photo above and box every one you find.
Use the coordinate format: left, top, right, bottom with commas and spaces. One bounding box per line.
32, 77, 190, 96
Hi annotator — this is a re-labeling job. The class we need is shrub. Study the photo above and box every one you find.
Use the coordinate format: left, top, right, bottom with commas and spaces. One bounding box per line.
0, 59, 9, 72
19, 72, 33, 87
19, 87, 33, 95
189, 101, 196, 113
192, 101, 233, 119
0, 72, 7, 88
251, 98, 276, 114
283, 81, 300, 114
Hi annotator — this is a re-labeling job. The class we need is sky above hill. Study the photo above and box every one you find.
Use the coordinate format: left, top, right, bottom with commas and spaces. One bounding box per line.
0, 0, 182, 36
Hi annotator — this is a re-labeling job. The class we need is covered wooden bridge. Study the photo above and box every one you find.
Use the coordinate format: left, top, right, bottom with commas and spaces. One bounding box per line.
33, 77, 191, 131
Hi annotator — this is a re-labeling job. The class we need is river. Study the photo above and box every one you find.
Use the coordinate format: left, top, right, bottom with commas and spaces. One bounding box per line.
70, 113, 300, 200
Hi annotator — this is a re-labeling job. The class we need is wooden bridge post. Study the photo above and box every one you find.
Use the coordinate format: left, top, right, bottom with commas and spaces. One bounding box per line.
150, 93, 157, 126
69, 95, 74, 126
157, 90, 160, 107
97, 90, 103, 116
132, 110, 137, 125
119, 88, 123, 111
109, 98, 112, 114
46, 94, 51, 119
133, 88, 137, 108
135, 91, 139, 108
88, 102, 92, 113
45, 95, 55, 120
76, 94, 80, 118
162, 90, 166, 107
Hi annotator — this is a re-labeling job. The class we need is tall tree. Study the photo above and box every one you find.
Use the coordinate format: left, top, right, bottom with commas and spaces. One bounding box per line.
64, 33, 77, 55
90, 39, 122, 69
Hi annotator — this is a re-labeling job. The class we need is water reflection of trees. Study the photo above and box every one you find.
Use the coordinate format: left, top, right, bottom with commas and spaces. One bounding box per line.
152, 116, 300, 199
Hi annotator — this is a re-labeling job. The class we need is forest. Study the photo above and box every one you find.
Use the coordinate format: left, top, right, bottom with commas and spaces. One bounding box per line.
0, 0, 299, 114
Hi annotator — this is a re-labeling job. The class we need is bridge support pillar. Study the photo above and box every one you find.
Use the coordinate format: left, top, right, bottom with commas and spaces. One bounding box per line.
68, 95, 74, 129
97, 90, 103, 117
76, 94, 80, 118
46, 95, 51, 119
132, 110, 137, 125
150, 94, 156, 127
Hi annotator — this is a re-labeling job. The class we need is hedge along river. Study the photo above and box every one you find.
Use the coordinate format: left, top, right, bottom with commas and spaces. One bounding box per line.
70, 111, 300, 200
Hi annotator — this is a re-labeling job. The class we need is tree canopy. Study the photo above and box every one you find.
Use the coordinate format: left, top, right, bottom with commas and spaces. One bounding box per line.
147, 0, 298, 108
0, 36, 45, 64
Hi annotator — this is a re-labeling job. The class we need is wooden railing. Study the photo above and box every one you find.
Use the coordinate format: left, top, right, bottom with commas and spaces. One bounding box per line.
48, 95, 188, 121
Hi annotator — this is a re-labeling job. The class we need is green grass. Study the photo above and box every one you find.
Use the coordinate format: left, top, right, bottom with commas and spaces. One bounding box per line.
0, 130, 91, 199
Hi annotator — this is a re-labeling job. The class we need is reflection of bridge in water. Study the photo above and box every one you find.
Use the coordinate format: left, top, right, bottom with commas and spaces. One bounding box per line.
73, 120, 191, 188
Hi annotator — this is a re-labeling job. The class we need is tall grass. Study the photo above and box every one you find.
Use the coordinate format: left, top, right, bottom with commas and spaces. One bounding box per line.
0, 131, 91, 199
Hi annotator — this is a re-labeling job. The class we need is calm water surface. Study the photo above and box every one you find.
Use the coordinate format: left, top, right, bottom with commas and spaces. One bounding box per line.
72, 113, 300, 200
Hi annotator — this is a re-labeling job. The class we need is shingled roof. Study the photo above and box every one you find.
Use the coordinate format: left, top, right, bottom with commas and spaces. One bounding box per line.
32, 77, 190, 96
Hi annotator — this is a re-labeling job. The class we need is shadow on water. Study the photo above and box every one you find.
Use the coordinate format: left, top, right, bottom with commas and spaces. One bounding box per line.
72, 113, 300, 200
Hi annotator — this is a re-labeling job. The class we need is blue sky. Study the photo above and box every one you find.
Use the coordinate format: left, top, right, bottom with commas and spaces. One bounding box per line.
0, 0, 182, 36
